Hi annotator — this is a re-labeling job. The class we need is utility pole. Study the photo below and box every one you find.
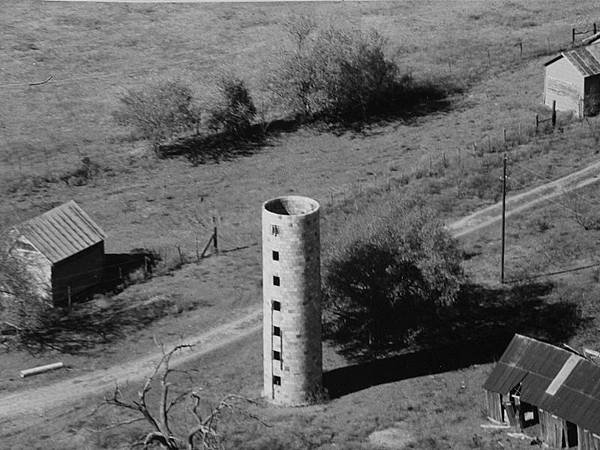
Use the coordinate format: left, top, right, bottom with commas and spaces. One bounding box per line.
501, 152, 507, 284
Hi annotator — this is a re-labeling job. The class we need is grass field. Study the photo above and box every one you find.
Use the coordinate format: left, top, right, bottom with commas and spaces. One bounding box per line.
3, 0, 600, 448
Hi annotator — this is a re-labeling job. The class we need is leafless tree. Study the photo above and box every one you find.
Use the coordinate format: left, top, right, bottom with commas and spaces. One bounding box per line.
104, 344, 264, 450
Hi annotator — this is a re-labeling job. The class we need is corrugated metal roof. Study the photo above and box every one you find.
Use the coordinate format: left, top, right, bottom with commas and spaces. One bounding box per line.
484, 334, 600, 433
564, 47, 600, 76
16, 200, 105, 263
582, 32, 600, 46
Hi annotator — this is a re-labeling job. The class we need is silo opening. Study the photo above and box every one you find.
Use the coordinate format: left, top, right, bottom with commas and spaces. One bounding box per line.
264, 196, 318, 216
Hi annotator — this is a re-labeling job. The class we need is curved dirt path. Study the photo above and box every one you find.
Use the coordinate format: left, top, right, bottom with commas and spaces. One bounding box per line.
1, 159, 599, 431
0, 309, 262, 427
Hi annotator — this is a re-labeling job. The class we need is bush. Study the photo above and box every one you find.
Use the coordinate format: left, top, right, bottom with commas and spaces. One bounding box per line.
207, 76, 256, 138
322, 198, 464, 357
272, 20, 413, 122
112, 79, 201, 151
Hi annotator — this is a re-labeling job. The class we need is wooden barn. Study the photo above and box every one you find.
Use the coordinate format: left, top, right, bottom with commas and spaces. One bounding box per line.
8, 201, 106, 308
544, 44, 600, 118
484, 334, 600, 449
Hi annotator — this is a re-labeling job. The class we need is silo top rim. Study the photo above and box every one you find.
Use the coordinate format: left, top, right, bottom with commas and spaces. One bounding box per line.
263, 196, 319, 216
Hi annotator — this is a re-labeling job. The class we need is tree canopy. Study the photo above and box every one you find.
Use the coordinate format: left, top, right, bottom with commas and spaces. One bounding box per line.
322, 199, 464, 358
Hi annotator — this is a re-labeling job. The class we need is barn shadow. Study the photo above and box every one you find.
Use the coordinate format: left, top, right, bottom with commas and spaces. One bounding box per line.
324, 281, 586, 398
100, 249, 156, 293
10, 250, 170, 354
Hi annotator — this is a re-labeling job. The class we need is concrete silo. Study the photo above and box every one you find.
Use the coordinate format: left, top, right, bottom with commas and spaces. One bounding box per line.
262, 196, 322, 405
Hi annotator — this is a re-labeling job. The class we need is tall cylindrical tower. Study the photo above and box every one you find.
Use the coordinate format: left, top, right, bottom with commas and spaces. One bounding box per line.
262, 195, 322, 405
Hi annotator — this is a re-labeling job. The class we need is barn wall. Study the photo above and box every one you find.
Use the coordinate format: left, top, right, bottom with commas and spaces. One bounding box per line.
578, 428, 600, 450
539, 409, 566, 448
545, 58, 584, 117
52, 242, 104, 307
11, 236, 52, 300
485, 391, 504, 422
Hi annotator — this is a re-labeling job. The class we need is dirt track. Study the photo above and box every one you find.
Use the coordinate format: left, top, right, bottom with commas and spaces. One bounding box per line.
0, 159, 599, 432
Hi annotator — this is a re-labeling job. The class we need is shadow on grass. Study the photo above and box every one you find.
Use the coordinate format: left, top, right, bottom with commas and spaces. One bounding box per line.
17, 295, 173, 355
157, 118, 300, 165
100, 250, 154, 292
324, 281, 586, 398
14, 250, 165, 355
157, 80, 461, 163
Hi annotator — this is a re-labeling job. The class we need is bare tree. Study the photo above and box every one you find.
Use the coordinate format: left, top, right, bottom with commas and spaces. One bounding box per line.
104, 344, 263, 450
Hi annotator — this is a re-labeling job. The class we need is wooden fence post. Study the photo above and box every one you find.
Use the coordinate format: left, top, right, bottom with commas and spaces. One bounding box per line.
213, 218, 219, 255
535, 114, 539, 133
552, 100, 557, 127
594, 23, 597, 35
573, 27, 576, 45
175, 245, 182, 265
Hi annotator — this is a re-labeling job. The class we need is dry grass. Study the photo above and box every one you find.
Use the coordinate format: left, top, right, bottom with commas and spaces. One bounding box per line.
2, 0, 600, 448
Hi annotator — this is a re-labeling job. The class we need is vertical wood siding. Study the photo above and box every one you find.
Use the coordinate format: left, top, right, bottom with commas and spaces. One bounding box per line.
485, 391, 504, 422
545, 58, 584, 117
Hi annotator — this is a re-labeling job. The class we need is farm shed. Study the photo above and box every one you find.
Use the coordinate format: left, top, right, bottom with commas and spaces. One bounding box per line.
484, 334, 600, 449
8, 200, 106, 308
544, 45, 600, 118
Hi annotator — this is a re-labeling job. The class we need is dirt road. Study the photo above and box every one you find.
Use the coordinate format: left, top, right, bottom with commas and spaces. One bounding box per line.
0, 309, 262, 428
1, 159, 599, 431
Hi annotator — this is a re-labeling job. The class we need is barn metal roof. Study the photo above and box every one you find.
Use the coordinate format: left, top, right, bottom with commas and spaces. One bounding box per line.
16, 200, 106, 264
545, 47, 600, 77
582, 32, 600, 46
484, 334, 600, 433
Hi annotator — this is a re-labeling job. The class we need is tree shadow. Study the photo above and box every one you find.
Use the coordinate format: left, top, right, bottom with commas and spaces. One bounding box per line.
156, 118, 300, 165
317, 77, 463, 135
156, 79, 461, 163
324, 281, 587, 399
17, 294, 173, 355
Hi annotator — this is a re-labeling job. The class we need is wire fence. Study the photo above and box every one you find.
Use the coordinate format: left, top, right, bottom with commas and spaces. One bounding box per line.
3, 19, 600, 296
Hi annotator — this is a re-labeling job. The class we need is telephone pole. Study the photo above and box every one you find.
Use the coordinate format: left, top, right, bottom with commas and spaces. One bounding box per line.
501, 152, 507, 284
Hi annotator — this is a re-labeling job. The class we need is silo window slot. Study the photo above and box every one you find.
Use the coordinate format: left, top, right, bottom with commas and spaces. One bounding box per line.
272, 251, 279, 261
273, 276, 280, 286
273, 350, 281, 360
272, 300, 281, 311
271, 225, 280, 236
273, 326, 281, 336
273, 375, 281, 386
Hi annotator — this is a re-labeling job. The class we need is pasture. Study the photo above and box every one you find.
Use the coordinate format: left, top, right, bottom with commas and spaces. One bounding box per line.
2, 0, 600, 448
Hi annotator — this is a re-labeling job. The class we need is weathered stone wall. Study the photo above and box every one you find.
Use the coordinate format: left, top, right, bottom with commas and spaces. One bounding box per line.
262, 196, 322, 406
